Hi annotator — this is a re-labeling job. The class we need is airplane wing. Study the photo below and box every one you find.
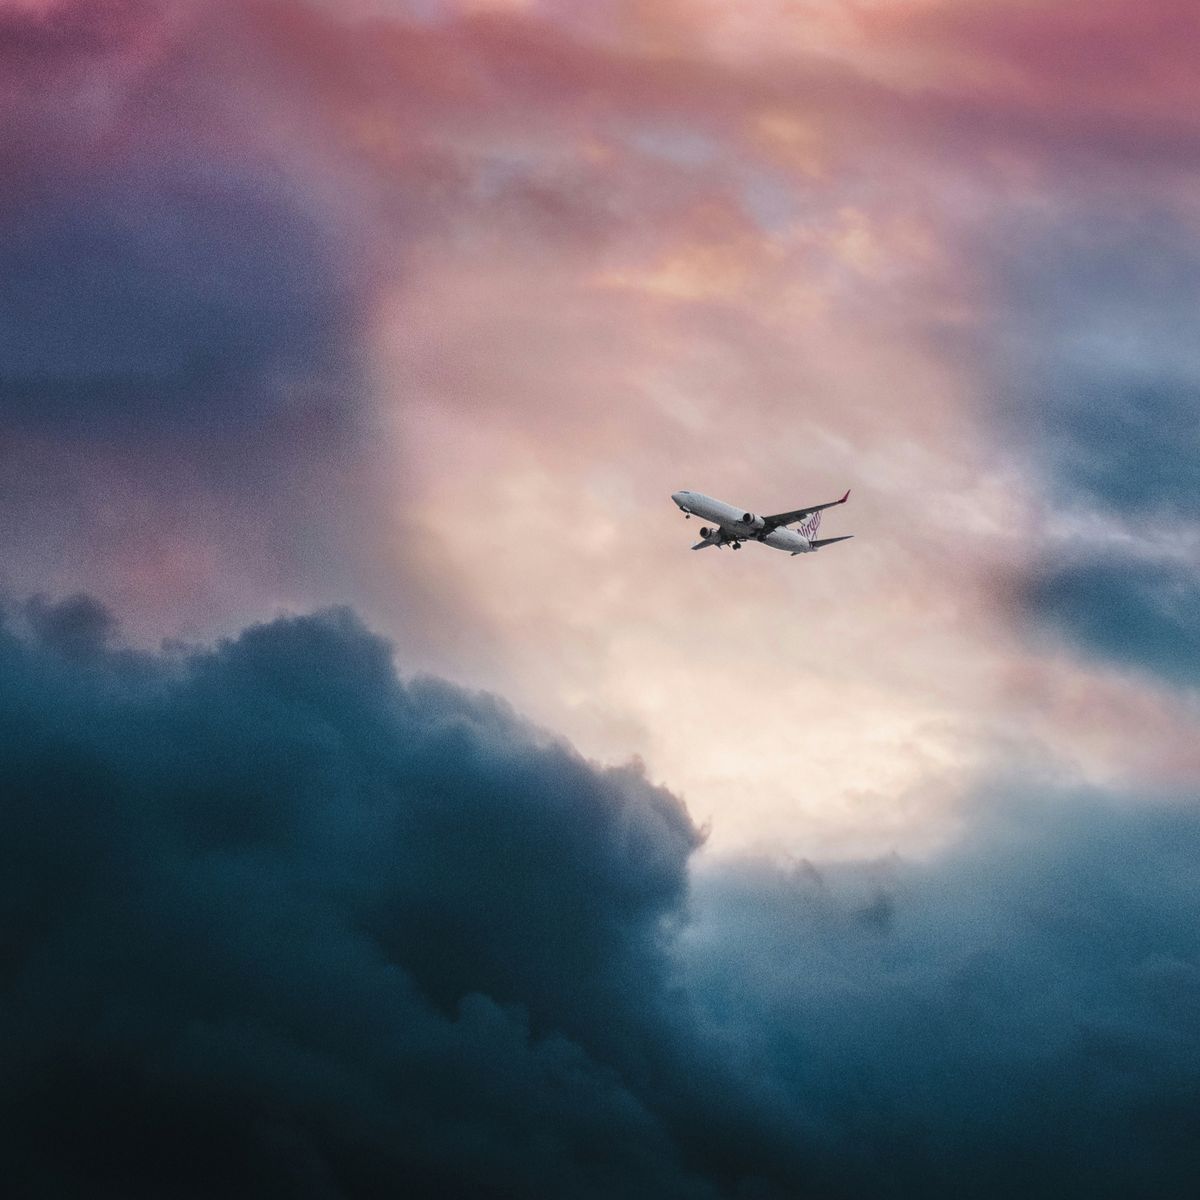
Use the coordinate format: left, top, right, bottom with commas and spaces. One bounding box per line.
762, 489, 851, 530
691, 539, 719, 550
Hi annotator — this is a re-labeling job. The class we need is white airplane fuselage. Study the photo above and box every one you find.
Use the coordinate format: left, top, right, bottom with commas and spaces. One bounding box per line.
671, 490, 814, 553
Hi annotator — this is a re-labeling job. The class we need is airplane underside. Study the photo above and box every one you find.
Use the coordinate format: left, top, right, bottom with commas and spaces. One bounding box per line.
692, 525, 802, 553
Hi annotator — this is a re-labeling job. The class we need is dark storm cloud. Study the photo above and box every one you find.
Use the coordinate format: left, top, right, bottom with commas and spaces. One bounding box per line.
22, 591, 118, 659
0, 598, 711, 1199
4, 596, 1200, 1198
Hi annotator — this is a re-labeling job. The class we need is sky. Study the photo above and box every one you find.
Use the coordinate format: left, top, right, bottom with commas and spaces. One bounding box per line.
2, 1, 1199, 1196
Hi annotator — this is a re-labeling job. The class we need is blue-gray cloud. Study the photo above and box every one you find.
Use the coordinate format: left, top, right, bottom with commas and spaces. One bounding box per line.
1024, 556, 1200, 686
3, 597, 1200, 1198
686, 791, 1200, 1197
0, 168, 356, 450
0, 2, 412, 639
0, 1, 366, 458
972, 200, 1200, 683
985, 206, 1200, 524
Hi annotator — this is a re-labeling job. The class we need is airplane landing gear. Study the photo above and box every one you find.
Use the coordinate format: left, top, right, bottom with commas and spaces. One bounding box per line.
732, 541, 742, 550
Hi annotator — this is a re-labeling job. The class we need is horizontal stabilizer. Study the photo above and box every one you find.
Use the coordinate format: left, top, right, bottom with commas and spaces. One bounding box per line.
810, 535, 853, 549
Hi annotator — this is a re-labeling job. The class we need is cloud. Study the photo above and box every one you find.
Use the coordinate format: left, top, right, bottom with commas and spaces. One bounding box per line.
685, 788, 1200, 1197
2, 17, 1199, 1180
873, 0, 1200, 124
972, 198, 1200, 688
0, 597, 711, 1198
1025, 556, 1200, 688
0, 1, 363, 442
0, 0, 423, 642
980, 203, 1200, 523
3, 596, 1200, 1197
2, 0, 1197, 860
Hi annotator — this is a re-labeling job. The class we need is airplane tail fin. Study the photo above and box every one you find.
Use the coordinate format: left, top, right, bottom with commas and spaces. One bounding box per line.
810, 535, 853, 549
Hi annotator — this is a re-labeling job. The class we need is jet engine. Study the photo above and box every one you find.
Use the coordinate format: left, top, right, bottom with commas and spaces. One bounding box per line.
699, 527, 712, 538
741, 512, 766, 532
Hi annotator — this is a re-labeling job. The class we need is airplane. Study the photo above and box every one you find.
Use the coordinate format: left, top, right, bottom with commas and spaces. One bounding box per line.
670, 488, 852, 554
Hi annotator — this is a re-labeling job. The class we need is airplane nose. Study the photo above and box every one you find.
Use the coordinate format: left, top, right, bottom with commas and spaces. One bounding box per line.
671, 491, 686, 504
